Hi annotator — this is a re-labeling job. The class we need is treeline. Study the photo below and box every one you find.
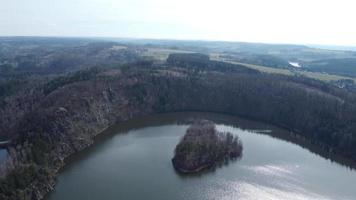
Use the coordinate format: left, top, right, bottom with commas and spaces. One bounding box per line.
304, 58, 356, 77
127, 54, 356, 161
167, 53, 258, 74
128, 71, 356, 161
42, 67, 102, 95
220, 53, 293, 69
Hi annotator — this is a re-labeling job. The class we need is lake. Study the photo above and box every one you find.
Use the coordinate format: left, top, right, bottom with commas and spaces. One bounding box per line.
46, 112, 356, 200
0, 149, 7, 163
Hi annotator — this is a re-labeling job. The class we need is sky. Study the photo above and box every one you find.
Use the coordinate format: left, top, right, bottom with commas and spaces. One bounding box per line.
1, 0, 356, 46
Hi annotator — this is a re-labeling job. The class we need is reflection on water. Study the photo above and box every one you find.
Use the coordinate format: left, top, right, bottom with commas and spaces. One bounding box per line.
47, 112, 356, 200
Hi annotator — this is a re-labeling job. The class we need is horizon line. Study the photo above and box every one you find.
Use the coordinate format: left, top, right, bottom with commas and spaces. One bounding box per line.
1, 35, 356, 49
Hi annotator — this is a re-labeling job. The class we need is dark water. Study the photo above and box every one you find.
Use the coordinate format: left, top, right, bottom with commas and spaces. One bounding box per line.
47, 112, 356, 200
0, 149, 7, 163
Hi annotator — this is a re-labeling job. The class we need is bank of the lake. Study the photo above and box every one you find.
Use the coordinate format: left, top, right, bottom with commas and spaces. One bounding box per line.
46, 112, 356, 200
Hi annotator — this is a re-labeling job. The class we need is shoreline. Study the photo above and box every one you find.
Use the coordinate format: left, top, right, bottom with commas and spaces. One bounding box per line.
4, 112, 356, 200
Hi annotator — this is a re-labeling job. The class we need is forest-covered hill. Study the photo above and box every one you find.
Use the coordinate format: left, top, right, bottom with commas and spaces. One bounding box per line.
1, 38, 356, 200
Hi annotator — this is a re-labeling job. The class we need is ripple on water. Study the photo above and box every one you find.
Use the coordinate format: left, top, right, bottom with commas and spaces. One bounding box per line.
47, 113, 356, 200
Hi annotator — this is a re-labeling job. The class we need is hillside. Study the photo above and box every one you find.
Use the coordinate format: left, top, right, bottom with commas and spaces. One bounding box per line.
1, 41, 356, 200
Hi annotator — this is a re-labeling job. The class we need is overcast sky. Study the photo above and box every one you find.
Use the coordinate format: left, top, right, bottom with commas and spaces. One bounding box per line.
1, 0, 356, 46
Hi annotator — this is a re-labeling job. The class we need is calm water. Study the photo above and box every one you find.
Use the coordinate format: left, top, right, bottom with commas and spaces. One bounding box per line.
0, 149, 7, 163
47, 113, 356, 200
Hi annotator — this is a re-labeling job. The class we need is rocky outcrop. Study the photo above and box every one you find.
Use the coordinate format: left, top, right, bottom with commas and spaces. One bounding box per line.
172, 120, 242, 173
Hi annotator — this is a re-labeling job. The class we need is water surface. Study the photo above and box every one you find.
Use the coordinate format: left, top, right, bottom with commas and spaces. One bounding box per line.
0, 149, 7, 163
47, 112, 356, 200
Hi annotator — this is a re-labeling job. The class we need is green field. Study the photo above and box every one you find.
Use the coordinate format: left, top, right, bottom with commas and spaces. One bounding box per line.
216, 59, 356, 82
210, 54, 356, 82
143, 48, 193, 61
142, 48, 356, 82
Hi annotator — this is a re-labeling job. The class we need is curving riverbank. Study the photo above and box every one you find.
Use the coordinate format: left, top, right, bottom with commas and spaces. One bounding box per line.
2, 64, 356, 199
45, 113, 356, 200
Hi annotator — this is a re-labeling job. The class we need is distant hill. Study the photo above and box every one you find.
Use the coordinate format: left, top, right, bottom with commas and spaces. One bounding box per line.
303, 58, 356, 77
0, 37, 140, 76
308, 44, 356, 52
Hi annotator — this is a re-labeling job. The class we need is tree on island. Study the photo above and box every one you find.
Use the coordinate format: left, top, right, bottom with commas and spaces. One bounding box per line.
172, 120, 243, 173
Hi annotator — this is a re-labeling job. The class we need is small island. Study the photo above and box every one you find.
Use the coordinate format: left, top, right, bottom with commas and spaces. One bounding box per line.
172, 120, 243, 173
